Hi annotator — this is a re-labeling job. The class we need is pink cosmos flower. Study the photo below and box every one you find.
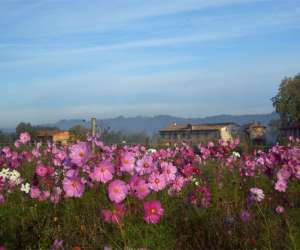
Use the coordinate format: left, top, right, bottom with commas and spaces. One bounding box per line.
63, 177, 85, 198
277, 168, 291, 181
275, 205, 284, 214
30, 186, 41, 199
148, 172, 166, 191
250, 187, 265, 202
135, 180, 150, 200
14, 140, 21, 148
108, 179, 128, 203
120, 152, 135, 173
161, 162, 177, 182
136, 156, 154, 175
275, 180, 287, 192
90, 160, 114, 183
19, 132, 31, 144
171, 175, 186, 192
35, 164, 48, 177
39, 190, 50, 201
144, 200, 164, 224
128, 175, 142, 191
102, 203, 126, 224
69, 142, 91, 166
50, 187, 62, 204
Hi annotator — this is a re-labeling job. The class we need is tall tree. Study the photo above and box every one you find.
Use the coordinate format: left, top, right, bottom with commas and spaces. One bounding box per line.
15, 122, 34, 136
272, 73, 300, 126
69, 125, 88, 141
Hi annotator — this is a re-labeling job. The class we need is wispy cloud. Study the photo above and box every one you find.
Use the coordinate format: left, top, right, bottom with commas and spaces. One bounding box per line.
0, 0, 300, 126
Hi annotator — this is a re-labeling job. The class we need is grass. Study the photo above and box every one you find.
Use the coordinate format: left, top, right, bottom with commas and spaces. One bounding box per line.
1, 161, 300, 250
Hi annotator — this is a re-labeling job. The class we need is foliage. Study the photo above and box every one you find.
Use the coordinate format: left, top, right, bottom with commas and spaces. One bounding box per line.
100, 127, 150, 145
272, 73, 300, 126
69, 125, 89, 141
15, 122, 34, 137
0, 134, 300, 249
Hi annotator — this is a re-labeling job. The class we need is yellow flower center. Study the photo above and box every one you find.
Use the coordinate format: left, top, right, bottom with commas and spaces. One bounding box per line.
71, 181, 78, 188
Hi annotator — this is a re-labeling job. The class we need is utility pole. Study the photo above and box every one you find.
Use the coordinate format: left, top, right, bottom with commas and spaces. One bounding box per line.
91, 117, 96, 153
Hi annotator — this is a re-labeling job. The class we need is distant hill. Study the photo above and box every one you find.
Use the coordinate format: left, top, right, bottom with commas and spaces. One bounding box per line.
41, 112, 278, 135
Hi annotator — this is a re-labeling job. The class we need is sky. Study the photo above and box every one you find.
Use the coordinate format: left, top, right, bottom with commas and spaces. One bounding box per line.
0, 0, 300, 128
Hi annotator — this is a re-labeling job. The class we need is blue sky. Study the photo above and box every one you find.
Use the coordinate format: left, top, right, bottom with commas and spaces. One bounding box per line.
0, 0, 300, 127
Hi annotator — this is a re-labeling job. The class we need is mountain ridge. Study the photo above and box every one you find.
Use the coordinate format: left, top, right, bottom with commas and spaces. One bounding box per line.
39, 112, 278, 135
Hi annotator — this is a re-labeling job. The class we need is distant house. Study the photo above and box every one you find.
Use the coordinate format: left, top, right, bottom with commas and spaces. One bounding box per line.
244, 122, 266, 145
280, 123, 300, 139
35, 130, 70, 144
159, 123, 240, 144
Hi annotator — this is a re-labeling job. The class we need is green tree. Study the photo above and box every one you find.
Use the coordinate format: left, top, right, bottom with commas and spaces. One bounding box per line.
69, 125, 88, 141
272, 73, 300, 126
15, 122, 34, 136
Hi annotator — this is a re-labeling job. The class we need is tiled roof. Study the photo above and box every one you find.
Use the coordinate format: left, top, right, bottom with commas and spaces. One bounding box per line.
160, 123, 237, 132
35, 130, 69, 137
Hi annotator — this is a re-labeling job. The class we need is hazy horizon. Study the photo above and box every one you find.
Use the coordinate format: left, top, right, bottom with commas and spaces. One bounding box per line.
0, 111, 276, 129
1, 0, 300, 127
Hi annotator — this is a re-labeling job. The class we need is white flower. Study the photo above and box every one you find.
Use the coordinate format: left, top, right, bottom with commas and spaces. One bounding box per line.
147, 148, 157, 154
232, 151, 240, 158
10, 170, 21, 184
21, 183, 31, 193
0, 168, 10, 180
0, 168, 21, 184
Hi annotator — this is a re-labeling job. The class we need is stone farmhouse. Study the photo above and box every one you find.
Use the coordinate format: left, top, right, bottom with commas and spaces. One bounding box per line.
159, 123, 240, 144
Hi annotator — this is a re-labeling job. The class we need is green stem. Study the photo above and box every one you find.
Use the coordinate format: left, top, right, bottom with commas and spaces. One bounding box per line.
285, 216, 297, 250
256, 203, 272, 250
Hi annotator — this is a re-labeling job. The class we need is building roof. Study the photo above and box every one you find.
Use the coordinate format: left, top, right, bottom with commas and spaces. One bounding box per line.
35, 130, 69, 137
159, 123, 237, 132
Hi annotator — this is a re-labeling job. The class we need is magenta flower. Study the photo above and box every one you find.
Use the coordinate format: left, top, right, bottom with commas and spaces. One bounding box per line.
102, 203, 126, 224
144, 200, 164, 224
136, 156, 154, 175
240, 210, 251, 222
277, 168, 291, 181
120, 152, 135, 174
90, 160, 114, 183
250, 187, 265, 202
50, 239, 64, 250
0, 194, 4, 204
161, 161, 177, 182
63, 177, 85, 198
148, 172, 166, 192
135, 180, 150, 200
50, 187, 62, 204
275, 180, 287, 192
171, 176, 186, 192
108, 179, 128, 203
30, 186, 41, 199
19, 132, 31, 144
69, 142, 91, 166
275, 205, 284, 214
35, 164, 48, 177
128, 175, 142, 191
